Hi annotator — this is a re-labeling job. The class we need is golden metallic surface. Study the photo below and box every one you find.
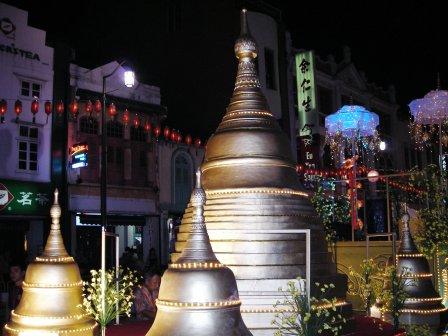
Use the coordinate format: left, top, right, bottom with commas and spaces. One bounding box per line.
177, 8, 350, 318
147, 171, 252, 336
4, 190, 98, 336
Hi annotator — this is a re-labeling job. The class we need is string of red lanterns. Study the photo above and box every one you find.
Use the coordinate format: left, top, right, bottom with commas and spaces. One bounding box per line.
0, 98, 204, 148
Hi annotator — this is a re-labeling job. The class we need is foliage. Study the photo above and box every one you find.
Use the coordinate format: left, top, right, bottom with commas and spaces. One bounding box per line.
377, 266, 414, 331
311, 181, 350, 244
404, 324, 431, 336
80, 268, 140, 328
410, 164, 448, 257
272, 278, 346, 336
347, 259, 385, 314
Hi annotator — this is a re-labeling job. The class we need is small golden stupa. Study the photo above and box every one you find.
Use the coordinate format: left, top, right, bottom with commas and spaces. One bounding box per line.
4, 190, 98, 336
147, 171, 252, 336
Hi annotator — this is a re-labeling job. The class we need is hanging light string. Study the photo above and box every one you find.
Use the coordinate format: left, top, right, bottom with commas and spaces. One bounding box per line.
0, 97, 204, 147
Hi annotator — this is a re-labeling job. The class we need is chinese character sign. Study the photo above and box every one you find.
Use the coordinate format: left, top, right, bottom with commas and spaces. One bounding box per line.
0, 180, 50, 215
295, 51, 317, 137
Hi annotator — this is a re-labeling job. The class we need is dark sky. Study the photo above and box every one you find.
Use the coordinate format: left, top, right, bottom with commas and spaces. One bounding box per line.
4, 0, 447, 135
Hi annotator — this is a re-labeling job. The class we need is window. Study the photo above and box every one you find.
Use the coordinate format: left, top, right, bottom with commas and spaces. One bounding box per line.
107, 146, 123, 165
130, 126, 146, 142
172, 152, 193, 210
264, 48, 276, 90
106, 121, 124, 138
80, 116, 99, 135
21, 80, 41, 98
18, 125, 38, 171
140, 150, 147, 167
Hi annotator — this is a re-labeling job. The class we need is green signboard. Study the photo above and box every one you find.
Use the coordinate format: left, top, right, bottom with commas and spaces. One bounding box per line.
0, 180, 51, 216
295, 51, 317, 137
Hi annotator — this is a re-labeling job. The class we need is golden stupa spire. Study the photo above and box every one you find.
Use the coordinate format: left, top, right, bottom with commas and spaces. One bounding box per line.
4, 190, 97, 336
41, 189, 69, 258
147, 170, 252, 336
175, 170, 219, 264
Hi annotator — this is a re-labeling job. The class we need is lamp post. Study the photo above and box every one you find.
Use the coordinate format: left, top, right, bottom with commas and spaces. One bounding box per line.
100, 61, 134, 325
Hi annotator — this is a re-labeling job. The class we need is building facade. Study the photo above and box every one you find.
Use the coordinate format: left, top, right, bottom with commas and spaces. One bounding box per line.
0, 2, 54, 265
62, 61, 203, 273
292, 47, 411, 171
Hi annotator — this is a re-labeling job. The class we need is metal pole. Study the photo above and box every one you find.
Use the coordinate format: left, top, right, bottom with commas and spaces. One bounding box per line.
351, 137, 357, 242
386, 178, 391, 240
101, 76, 108, 322
115, 235, 120, 325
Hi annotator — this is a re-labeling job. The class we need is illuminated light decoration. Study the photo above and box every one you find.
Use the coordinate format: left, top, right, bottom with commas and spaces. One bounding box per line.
84, 100, 93, 116
94, 99, 101, 117
124, 70, 135, 88
409, 89, 448, 150
22, 280, 83, 288
399, 307, 448, 315
405, 297, 443, 302
396, 253, 424, 258
69, 143, 89, 169
35, 256, 74, 262
206, 188, 309, 198
367, 170, 379, 183
156, 299, 242, 308
169, 262, 224, 269
122, 108, 130, 126
153, 125, 161, 138
144, 120, 151, 133
313, 300, 350, 310
31, 99, 39, 123
133, 114, 140, 128
68, 100, 79, 119
194, 138, 202, 148
402, 273, 433, 279
44, 101, 52, 124
170, 129, 177, 142
0, 99, 6, 123
4, 323, 97, 335
176, 132, 182, 143
14, 100, 22, 121
379, 141, 386, 151
56, 100, 64, 116
107, 102, 117, 119
163, 126, 170, 140
185, 134, 192, 146
325, 104, 380, 159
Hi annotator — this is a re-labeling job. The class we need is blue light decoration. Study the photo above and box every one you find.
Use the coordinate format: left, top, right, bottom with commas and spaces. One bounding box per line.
325, 104, 380, 159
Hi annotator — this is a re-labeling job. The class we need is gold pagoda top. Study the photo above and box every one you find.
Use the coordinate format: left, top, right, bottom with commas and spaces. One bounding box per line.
202, 9, 300, 191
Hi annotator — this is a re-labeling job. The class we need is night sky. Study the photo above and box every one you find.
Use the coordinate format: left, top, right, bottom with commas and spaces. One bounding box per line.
3, 0, 447, 137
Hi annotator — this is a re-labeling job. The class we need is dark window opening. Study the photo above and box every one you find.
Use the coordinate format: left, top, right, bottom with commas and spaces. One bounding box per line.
80, 117, 99, 135
107, 121, 124, 138
131, 126, 146, 142
264, 48, 276, 90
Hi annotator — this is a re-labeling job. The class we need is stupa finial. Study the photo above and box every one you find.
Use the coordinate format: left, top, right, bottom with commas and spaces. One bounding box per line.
399, 202, 418, 253
42, 188, 69, 257
234, 9, 258, 61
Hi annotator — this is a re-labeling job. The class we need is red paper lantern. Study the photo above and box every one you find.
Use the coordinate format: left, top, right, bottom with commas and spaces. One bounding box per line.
44, 101, 52, 115
85, 100, 93, 116
153, 125, 161, 138
133, 114, 140, 128
94, 100, 102, 116
122, 108, 130, 125
14, 100, 22, 120
185, 134, 192, 146
108, 102, 117, 119
177, 133, 182, 143
30, 99, 39, 123
144, 120, 152, 133
56, 100, 64, 115
163, 126, 171, 140
69, 99, 79, 119
170, 130, 177, 142
0, 99, 6, 123
194, 138, 201, 148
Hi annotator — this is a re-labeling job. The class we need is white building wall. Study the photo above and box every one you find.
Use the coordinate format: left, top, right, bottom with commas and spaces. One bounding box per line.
248, 11, 282, 121
0, 2, 54, 182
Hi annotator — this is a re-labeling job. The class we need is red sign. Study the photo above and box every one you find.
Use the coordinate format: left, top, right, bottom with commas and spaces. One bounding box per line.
70, 143, 88, 156
0, 183, 14, 211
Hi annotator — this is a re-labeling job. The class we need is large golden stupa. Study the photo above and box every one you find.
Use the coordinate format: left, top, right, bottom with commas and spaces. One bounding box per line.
148, 171, 252, 335
174, 9, 350, 334
4, 190, 98, 336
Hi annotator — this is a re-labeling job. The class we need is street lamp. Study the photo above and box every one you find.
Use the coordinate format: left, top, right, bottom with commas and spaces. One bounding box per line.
100, 61, 134, 325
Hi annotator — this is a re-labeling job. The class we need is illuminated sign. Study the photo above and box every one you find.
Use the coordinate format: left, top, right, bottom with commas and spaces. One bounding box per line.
295, 51, 317, 137
0, 180, 50, 215
70, 143, 88, 168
